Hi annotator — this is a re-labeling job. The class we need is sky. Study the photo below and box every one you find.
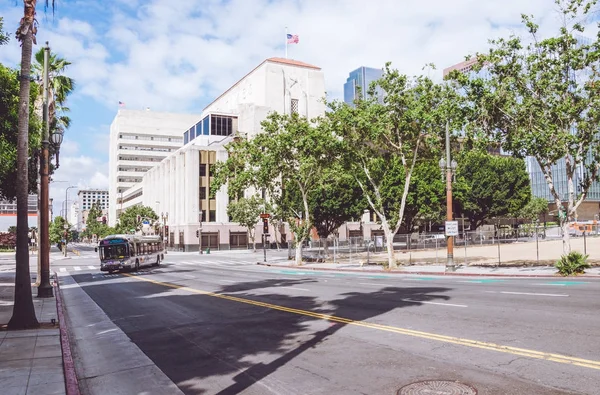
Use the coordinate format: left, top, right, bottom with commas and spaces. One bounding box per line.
0, 0, 580, 218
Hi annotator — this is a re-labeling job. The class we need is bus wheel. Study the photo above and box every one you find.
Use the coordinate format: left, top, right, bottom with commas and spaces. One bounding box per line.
135, 260, 140, 272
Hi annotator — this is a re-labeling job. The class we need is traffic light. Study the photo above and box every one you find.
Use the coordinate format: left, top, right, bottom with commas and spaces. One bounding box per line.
262, 218, 269, 234
102, 216, 107, 225
196, 229, 199, 238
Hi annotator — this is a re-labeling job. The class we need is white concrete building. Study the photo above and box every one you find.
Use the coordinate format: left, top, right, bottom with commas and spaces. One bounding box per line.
77, 189, 109, 231
108, 109, 201, 226
121, 57, 326, 250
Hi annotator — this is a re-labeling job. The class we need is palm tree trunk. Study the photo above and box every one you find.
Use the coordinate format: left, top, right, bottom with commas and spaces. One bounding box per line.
8, 1, 39, 330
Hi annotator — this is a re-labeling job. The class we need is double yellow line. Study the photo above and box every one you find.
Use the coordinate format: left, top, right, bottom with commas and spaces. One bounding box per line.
123, 273, 600, 371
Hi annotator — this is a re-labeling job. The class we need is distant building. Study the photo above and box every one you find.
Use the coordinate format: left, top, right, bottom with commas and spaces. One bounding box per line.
0, 195, 39, 232
77, 189, 109, 231
343, 66, 384, 106
108, 109, 201, 226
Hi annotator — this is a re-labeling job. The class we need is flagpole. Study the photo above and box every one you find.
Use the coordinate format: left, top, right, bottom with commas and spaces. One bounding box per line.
285, 26, 288, 59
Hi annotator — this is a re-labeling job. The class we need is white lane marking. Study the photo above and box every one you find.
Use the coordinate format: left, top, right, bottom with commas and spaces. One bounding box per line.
359, 282, 398, 287
216, 279, 236, 283
74, 266, 81, 271
457, 280, 482, 283
182, 274, 196, 279
279, 286, 310, 292
59, 268, 67, 272
87, 266, 95, 270
402, 299, 468, 308
485, 291, 568, 297
180, 261, 194, 265
532, 283, 566, 286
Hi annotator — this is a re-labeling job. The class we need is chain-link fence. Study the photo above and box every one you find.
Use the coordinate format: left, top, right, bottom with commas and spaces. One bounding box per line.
288, 224, 600, 267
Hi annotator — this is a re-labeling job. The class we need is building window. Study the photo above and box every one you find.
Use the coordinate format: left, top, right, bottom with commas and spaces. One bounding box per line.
184, 131, 189, 145
199, 164, 206, 177
209, 210, 216, 222
291, 98, 299, 114
203, 116, 210, 136
200, 187, 206, 199
210, 115, 233, 136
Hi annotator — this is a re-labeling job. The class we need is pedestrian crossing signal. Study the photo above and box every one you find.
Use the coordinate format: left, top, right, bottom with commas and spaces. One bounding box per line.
196, 229, 199, 238
263, 218, 268, 234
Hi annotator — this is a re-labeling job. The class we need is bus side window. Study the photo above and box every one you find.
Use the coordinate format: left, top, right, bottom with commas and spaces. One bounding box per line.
129, 243, 135, 256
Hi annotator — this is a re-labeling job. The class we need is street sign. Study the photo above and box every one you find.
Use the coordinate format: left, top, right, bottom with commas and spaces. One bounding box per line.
260, 213, 271, 219
445, 221, 459, 236
142, 220, 150, 225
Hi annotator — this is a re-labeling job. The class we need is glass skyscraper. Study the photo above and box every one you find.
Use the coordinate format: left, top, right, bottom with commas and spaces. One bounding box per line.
343, 66, 384, 106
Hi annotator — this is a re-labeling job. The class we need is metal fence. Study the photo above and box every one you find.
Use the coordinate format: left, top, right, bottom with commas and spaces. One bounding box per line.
287, 225, 600, 267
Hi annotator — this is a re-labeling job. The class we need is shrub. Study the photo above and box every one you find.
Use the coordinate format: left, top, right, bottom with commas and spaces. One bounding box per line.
555, 251, 590, 276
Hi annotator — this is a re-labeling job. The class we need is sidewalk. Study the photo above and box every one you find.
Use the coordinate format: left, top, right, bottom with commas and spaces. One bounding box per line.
258, 260, 600, 277
0, 273, 67, 395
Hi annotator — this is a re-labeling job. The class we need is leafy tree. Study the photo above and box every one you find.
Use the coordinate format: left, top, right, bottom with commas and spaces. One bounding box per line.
227, 195, 264, 252
10, 0, 57, 330
116, 205, 158, 234
0, 64, 42, 200
84, 201, 105, 237
518, 197, 550, 223
452, 151, 531, 229
0, 17, 9, 45
327, 64, 464, 268
212, 113, 338, 265
403, 160, 446, 232
7, 226, 17, 234
49, 216, 70, 245
449, 0, 600, 253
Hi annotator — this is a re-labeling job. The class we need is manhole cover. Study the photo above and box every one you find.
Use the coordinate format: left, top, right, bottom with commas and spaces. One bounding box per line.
398, 380, 477, 395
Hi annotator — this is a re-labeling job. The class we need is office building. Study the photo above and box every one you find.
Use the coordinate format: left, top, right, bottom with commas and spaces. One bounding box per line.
108, 109, 201, 226
343, 66, 384, 106
120, 57, 327, 250
77, 189, 109, 231
0, 195, 39, 232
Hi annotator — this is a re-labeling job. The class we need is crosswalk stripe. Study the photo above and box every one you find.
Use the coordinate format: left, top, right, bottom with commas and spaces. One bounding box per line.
87, 265, 95, 269
74, 266, 81, 271
59, 267, 66, 272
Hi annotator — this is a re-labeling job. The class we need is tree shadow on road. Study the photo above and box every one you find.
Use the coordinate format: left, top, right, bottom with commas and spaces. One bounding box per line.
70, 273, 452, 394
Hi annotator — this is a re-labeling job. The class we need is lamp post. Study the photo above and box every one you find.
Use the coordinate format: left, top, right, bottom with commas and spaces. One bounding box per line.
63, 186, 77, 257
439, 122, 457, 272
161, 212, 168, 244
198, 211, 203, 254
37, 43, 52, 298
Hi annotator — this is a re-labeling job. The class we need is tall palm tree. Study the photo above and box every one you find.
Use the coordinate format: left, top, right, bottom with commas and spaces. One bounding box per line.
32, 47, 75, 124
9, 0, 56, 330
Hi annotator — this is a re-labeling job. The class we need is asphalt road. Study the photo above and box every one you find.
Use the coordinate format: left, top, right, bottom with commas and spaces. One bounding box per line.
63, 251, 599, 395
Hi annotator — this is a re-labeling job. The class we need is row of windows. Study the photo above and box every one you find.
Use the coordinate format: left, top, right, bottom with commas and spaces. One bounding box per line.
198, 163, 216, 177
183, 115, 236, 144
118, 156, 165, 162
119, 145, 172, 153
118, 178, 143, 183
119, 134, 181, 143
135, 242, 164, 255
199, 209, 216, 222
118, 167, 151, 172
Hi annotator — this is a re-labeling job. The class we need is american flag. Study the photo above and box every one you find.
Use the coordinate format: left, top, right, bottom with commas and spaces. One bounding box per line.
118, 101, 125, 107
287, 34, 299, 44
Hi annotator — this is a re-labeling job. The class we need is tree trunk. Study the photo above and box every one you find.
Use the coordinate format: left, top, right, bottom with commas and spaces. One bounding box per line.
322, 237, 329, 256
560, 218, 571, 255
250, 229, 256, 252
295, 239, 303, 265
380, 218, 397, 268
8, 21, 39, 330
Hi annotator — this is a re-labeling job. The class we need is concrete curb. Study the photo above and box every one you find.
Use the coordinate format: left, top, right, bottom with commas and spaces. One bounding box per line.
255, 262, 600, 278
53, 272, 81, 395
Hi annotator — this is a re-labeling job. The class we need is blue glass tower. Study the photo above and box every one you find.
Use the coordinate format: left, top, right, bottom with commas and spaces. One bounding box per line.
343, 66, 384, 106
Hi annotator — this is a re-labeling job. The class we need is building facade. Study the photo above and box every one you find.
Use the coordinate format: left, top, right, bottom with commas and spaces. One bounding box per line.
108, 109, 201, 226
0, 195, 39, 232
77, 189, 109, 231
121, 57, 327, 250
343, 66, 384, 106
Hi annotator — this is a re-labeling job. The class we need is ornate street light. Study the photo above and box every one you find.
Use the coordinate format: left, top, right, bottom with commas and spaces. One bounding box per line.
50, 127, 64, 168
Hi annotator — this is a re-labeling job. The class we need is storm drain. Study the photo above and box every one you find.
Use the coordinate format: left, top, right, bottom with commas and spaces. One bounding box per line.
398, 380, 477, 395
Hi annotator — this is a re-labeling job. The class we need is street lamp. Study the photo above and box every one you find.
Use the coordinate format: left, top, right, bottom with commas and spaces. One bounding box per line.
439, 122, 458, 272
63, 186, 77, 257
50, 127, 64, 168
161, 212, 169, 246
198, 211, 203, 254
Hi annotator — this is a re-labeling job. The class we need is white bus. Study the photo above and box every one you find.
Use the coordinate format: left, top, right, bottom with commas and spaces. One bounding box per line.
96, 234, 165, 273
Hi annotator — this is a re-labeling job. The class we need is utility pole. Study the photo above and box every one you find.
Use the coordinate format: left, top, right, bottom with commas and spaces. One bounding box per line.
198, 211, 203, 254
445, 122, 456, 272
37, 43, 52, 298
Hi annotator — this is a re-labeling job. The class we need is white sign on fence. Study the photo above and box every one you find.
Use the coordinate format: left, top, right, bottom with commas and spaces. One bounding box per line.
445, 220, 459, 236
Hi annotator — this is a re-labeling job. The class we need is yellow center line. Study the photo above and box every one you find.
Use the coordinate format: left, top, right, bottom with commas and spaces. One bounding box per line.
123, 273, 600, 370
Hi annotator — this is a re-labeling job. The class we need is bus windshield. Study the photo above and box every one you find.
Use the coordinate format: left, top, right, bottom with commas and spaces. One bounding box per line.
99, 243, 129, 260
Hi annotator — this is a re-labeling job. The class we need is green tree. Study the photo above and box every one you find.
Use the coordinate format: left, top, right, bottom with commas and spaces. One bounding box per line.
116, 205, 158, 234
0, 64, 42, 200
452, 151, 531, 229
84, 201, 104, 237
450, 0, 600, 253
227, 195, 264, 252
49, 216, 70, 245
212, 113, 338, 265
0, 17, 9, 45
518, 197, 550, 223
327, 64, 464, 268
10, 0, 56, 330
7, 226, 17, 234
403, 160, 446, 232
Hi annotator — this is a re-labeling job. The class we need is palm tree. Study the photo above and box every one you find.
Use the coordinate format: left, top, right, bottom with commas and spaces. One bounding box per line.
9, 0, 56, 330
32, 47, 75, 124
